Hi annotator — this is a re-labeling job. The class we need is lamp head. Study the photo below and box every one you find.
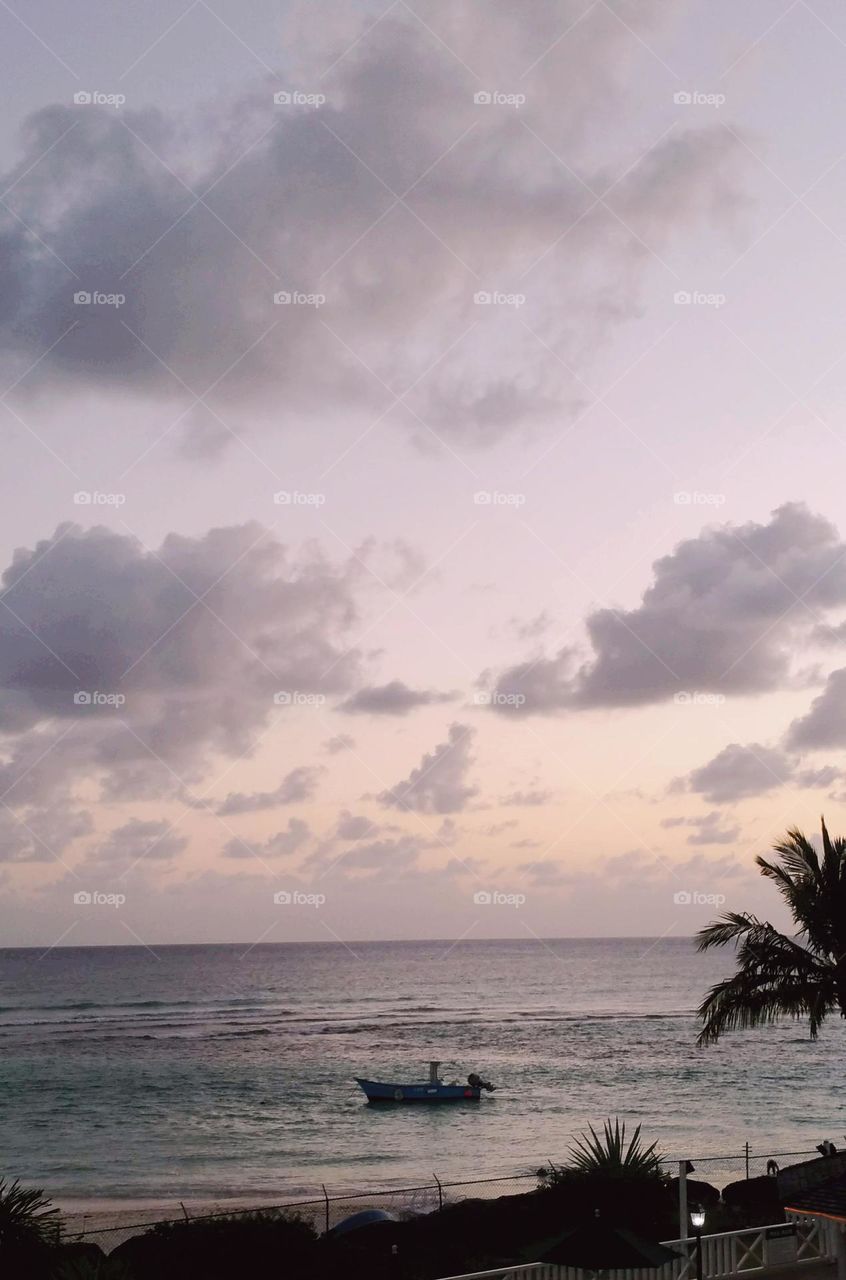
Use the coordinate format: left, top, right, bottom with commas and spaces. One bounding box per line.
690, 1207, 706, 1231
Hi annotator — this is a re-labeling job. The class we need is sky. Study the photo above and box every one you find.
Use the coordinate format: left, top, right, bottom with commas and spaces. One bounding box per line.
2, 0, 846, 947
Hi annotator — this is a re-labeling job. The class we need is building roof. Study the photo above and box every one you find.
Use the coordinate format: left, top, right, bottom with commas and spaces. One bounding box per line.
782, 1157, 846, 1224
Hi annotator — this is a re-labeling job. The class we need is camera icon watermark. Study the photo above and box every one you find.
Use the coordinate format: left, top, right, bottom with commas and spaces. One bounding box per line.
673, 691, 726, 706
473, 90, 526, 109
273, 90, 326, 108
273, 889, 326, 907
473, 690, 526, 709
74, 890, 126, 908
273, 691, 327, 707
473, 490, 526, 507
673, 491, 726, 507
272, 490, 326, 506
673, 890, 726, 906
473, 889, 526, 908
273, 290, 326, 307
73, 91, 126, 108
673, 290, 725, 309
73, 290, 125, 307
73, 491, 126, 506
673, 90, 725, 108
73, 690, 126, 707
473, 290, 526, 308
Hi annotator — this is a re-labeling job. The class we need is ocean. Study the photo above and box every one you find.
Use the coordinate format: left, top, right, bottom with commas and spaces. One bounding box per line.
1, 938, 843, 1209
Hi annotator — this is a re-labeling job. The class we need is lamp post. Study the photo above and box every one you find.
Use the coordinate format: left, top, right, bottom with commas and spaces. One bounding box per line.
690, 1206, 706, 1280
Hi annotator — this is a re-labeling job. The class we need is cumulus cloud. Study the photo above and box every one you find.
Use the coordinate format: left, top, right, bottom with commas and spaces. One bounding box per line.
795, 764, 844, 788
339, 680, 455, 715
675, 668, 846, 805
490, 505, 846, 713
332, 835, 422, 874
0, 804, 92, 864
674, 742, 844, 807
0, 1, 742, 451
785, 668, 846, 751
223, 817, 311, 860
682, 743, 793, 804
335, 811, 380, 840
0, 522, 362, 810
660, 810, 740, 846
379, 722, 478, 813
90, 818, 189, 865
215, 766, 324, 815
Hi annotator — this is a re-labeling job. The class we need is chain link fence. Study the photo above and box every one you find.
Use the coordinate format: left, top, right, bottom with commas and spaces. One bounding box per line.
659, 1148, 821, 1191
60, 1148, 824, 1256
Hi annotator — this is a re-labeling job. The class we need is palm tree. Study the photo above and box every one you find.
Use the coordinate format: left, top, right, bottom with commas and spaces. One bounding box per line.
567, 1118, 665, 1179
539, 1119, 666, 1184
0, 1177, 59, 1252
697, 817, 846, 1044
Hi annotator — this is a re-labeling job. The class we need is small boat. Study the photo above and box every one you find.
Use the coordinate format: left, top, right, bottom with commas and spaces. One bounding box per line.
355, 1061, 495, 1103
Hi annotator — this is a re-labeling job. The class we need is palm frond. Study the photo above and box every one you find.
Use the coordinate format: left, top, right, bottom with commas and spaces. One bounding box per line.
696, 912, 762, 951
0, 1178, 59, 1247
696, 818, 846, 1045
567, 1118, 664, 1178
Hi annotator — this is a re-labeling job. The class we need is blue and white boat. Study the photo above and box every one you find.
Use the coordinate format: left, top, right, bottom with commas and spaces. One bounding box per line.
355, 1061, 495, 1103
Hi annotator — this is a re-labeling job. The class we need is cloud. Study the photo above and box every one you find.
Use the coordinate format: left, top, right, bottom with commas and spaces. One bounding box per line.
332, 835, 422, 874
339, 680, 456, 715
90, 818, 189, 865
500, 788, 551, 807
483, 820, 518, 836
335, 811, 381, 840
507, 612, 556, 642
785, 667, 846, 751
323, 734, 355, 755
660, 811, 741, 844
0, 2, 742, 451
216, 766, 324, 815
0, 804, 92, 864
666, 811, 740, 846
517, 859, 572, 885
675, 674, 846, 806
379, 722, 478, 814
490, 505, 846, 713
0, 522, 362, 809
223, 817, 311, 860
795, 764, 844, 788
682, 743, 793, 804
442, 855, 486, 877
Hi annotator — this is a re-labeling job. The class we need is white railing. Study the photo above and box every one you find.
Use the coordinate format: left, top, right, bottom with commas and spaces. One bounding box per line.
436, 1219, 837, 1280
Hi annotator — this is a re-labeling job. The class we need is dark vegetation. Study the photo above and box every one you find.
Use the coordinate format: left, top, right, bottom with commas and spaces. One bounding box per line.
698, 818, 846, 1044
1, 1121, 789, 1280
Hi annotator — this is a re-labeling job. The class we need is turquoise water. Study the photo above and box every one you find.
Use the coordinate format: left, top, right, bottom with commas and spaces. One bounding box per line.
1, 938, 842, 1201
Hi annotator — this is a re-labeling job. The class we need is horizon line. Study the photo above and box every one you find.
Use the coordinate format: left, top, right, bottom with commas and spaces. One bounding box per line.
0, 934, 700, 952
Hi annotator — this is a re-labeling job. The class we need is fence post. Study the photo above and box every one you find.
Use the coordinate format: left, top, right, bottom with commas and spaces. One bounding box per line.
678, 1161, 688, 1245
745, 1143, 750, 1179
434, 1173, 443, 1211
322, 1184, 329, 1235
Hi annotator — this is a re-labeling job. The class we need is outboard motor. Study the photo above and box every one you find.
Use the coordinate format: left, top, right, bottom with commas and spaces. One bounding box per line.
468, 1072, 496, 1092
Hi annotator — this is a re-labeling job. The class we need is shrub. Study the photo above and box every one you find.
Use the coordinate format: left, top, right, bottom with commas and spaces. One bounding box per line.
111, 1209, 318, 1280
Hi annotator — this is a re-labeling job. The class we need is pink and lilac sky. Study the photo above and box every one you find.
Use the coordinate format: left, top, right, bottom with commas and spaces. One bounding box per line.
2, 0, 846, 946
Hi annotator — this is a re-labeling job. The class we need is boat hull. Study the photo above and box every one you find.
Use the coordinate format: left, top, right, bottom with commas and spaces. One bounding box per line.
356, 1078, 482, 1102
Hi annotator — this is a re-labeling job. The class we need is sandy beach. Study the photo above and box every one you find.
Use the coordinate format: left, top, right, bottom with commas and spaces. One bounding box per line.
59, 1186, 445, 1250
